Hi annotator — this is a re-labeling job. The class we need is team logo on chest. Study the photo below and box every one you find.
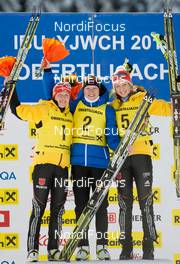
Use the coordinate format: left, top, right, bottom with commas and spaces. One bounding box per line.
39, 178, 46, 186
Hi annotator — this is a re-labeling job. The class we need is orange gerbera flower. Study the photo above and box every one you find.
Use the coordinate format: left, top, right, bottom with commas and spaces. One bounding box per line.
0, 56, 16, 77
42, 38, 69, 62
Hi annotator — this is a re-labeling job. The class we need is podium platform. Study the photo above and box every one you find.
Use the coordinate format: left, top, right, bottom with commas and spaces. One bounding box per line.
37, 259, 172, 263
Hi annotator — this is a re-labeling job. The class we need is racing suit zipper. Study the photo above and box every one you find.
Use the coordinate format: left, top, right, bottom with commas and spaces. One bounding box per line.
85, 144, 87, 166
103, 147, 108, 159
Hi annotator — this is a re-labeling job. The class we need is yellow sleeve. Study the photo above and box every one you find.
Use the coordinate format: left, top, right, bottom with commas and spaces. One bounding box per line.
149, 99, 172, 116
16, 103, 49, 123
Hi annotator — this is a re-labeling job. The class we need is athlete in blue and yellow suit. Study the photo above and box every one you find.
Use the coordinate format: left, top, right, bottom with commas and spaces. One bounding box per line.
111, 65, 171, 260
43, 68, 120, 260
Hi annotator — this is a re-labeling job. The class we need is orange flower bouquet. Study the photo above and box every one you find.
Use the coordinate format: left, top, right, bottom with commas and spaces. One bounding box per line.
0, 56, 16, 78
35, 38, 70, 77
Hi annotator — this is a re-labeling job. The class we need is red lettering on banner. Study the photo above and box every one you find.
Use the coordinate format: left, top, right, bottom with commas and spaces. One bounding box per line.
60, 238, 68, 246
108, 212, 116, 223
39, 234, 48, 247
133, 252, 141, 260
39, 234, 67, 247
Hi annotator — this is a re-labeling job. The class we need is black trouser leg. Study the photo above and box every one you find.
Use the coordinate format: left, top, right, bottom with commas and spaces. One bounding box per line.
27, 164, 52, 251
72, 165, 109, 246
132, 155, 157, 251
90, 167, 109, 246
72, 165, 90, 247
48, 166, 68, 250
117, 157, 133, 248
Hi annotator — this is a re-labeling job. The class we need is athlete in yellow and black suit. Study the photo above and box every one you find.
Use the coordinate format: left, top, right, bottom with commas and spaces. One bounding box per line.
111, 66, 171, 260
10, 83, 73, 262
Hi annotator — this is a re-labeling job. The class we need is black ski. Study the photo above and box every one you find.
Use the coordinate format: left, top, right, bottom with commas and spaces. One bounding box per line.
151, 7, 180, 197
0, 9, 40, 130
59, 91, 155, 261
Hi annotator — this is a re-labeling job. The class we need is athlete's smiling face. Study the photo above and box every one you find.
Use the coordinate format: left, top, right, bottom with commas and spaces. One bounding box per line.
55, 91, 70, 108
114, 82, 132, 98
84, 85, 100, 101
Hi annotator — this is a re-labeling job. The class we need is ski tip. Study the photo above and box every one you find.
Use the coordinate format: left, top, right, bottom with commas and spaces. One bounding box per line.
32, 5, 41, 18
37, 5, 42, 17
164, 0, 173, 14
32, 6, 36, 17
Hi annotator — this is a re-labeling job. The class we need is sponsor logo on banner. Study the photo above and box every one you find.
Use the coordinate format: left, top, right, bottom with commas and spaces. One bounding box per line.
40, 210, 76, 226
172, 209, 180, 226
0, 172, 17, 181
108, 231, 162, 248
0, 233, 19, 250
0, 211, 10, 227
62, 210, 76, 226
39, 234, 67, 247
29, 123, 37, 138
132, 213, 162, 222
174, 254, 180, 264
108, 187, 160, 204
108, 188, 118, 204
108, 212, 116, 223
107, 212, 162, 223
152, 143, 160, 160
0, 189, 19, 205
0, 145, 18, 160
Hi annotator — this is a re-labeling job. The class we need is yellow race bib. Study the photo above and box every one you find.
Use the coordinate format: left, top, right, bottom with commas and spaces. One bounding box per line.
73, 101, 107, 146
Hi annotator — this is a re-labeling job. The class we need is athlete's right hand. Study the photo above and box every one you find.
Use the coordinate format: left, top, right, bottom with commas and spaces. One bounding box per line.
41, 57, 51, 69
